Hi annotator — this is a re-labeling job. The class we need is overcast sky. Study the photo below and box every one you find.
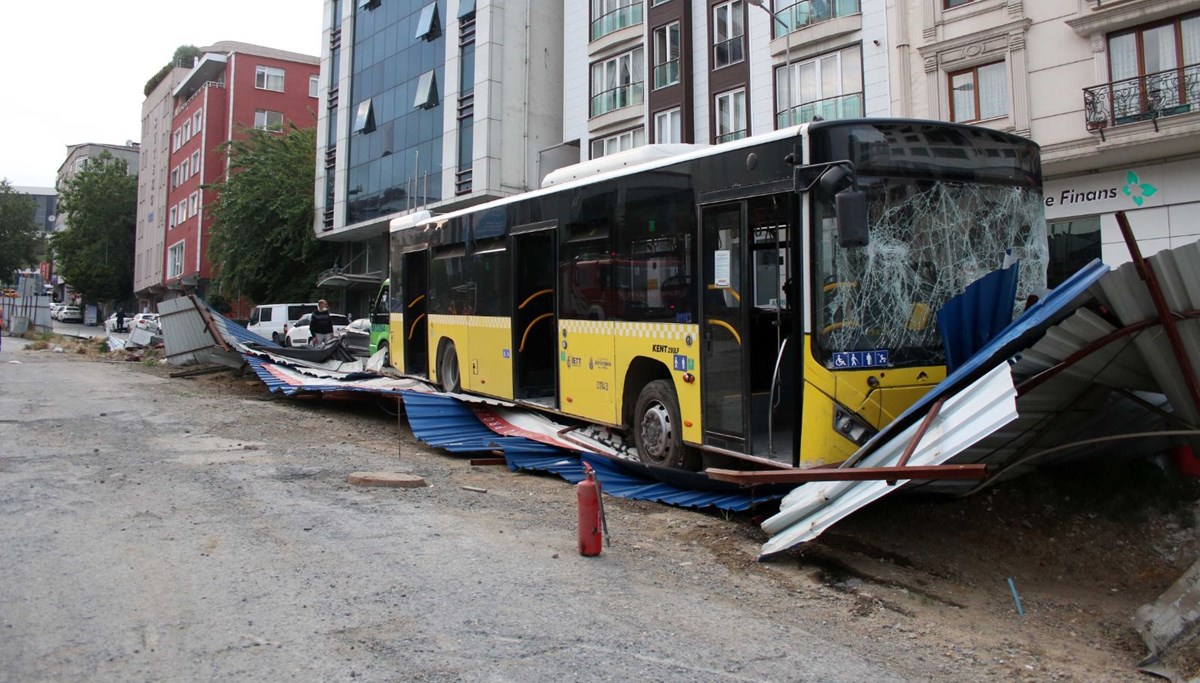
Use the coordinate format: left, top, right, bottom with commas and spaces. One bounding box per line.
1, 1, 324, 189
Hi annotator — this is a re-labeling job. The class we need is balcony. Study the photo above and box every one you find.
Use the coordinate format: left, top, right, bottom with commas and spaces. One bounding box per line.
590, 82, 645, 118
770, 0, 860, 39
1084, 63, 1200, 131
653, 59, 680, 89
713, 36, 744, 69
715, 128, 747, 144
591, 3, 643, 41
776, 92, 863, 127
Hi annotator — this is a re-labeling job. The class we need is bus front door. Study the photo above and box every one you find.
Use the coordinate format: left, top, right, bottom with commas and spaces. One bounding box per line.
701, 203, 749, 453
403, 250, 429, 377
512, 229, 557, 406
701, 197, 796, 462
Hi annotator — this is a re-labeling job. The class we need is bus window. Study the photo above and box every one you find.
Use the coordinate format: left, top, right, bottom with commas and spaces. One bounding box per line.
430, 246, 471, 315
472, 239, 511, 316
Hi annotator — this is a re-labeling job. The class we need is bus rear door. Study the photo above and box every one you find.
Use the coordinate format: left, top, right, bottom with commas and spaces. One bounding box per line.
512, 222, 557, 406
403, 250, 429, 377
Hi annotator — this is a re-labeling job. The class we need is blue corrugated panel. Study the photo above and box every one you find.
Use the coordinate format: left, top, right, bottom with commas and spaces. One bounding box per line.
402, 393, 779, 511
202, 303, 279, 348
937, 263, 1021, 373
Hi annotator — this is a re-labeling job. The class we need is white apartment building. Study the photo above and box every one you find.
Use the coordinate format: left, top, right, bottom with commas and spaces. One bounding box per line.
135, 63, 193, 310
315, 0, 564, 314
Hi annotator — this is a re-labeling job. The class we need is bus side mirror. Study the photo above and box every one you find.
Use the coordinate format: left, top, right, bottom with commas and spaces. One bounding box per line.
836, 189, 869, 249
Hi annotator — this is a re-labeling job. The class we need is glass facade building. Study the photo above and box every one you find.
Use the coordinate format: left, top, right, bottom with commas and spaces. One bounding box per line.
346, 0, 447, 225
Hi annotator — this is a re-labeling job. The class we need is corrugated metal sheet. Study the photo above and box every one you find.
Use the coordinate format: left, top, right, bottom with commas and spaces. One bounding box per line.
158, 295, 241, 366
763, 241, 1200, 555
402, 392, 781, 510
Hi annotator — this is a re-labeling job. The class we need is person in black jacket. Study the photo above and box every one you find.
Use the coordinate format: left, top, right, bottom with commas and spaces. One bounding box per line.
309, 299, 336, 346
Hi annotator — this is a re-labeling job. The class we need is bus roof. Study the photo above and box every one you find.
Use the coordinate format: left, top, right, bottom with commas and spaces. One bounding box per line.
389, 123, 811, 233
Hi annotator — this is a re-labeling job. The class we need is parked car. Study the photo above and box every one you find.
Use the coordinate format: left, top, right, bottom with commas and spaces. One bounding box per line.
104, 312, 129, 332
50, 303, 63, 320
247, 303, 318, 344
58, 306, 83, 324
132, 313, 161, 335
339, 318, 372, 356
284, 313, 349, 347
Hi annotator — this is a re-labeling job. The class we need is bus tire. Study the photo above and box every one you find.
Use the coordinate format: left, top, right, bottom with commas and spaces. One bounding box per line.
633, 380, 688, 469
438, 341, 460, 393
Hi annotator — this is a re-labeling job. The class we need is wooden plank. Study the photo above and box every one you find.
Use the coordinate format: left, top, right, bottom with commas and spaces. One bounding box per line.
705, 464, 988, 486
469, 457, 508, 466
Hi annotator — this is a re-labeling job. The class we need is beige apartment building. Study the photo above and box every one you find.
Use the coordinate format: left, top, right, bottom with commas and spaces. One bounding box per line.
897, 0, 1200, 283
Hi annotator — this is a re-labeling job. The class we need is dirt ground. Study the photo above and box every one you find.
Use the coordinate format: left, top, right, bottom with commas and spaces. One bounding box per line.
23, 335, 1200, 681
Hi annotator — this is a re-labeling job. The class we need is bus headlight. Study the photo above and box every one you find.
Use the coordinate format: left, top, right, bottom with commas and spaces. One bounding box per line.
833, 406, 875, 446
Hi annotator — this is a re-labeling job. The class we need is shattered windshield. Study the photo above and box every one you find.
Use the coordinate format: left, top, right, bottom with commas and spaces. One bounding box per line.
812, 178, 1048, 367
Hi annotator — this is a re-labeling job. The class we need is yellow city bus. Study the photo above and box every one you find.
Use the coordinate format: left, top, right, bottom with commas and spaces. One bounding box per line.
386, 120, 1046, 472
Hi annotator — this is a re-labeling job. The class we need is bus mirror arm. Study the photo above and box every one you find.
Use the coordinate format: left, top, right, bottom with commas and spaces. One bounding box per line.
794, 160, 870, 249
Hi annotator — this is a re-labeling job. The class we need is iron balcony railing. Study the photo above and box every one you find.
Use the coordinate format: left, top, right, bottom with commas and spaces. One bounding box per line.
591, 2, 643, 41
1084, 62, 1200, 131
770, 0, 860, 39
776, 91, 863, 127
653, 59, 680, 89
590, 81, 645, 117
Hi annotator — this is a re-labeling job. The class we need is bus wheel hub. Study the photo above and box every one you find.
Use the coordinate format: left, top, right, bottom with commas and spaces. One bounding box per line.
640, 403, 672, 460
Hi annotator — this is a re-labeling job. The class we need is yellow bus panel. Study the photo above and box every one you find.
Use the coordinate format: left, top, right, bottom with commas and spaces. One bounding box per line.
557, 319, 618, 425
429, 314, 471, 390
390, 313, 404, 371
611, 321, 702, 445
467, 316, 513, 400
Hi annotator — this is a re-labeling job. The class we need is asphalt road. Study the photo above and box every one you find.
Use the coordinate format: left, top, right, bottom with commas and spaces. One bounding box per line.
0, 351, 909, 682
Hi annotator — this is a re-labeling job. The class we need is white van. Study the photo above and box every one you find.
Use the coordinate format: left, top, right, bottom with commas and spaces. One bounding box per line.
247, 303, 318, 343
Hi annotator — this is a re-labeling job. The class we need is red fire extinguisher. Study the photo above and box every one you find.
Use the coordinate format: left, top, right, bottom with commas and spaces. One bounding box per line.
577, 462, 605, 556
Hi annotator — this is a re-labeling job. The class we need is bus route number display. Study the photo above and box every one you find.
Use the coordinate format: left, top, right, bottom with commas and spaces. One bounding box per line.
831, 350, 890, 370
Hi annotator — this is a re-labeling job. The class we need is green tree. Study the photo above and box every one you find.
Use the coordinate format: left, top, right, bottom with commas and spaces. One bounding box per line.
144, 45, 201, 96
0, 180, 41, 281
206, 126, 337, 303
50, 153, 137, 303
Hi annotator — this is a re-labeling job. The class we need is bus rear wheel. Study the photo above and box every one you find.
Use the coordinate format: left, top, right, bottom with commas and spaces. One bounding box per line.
438, 342, 460, 393
633, 380, 689, 469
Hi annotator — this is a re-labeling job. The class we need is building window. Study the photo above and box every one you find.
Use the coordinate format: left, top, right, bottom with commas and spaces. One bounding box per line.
168, 242, 185, 278
714, 88, 747, 142
776, 45, 863, 127
771, 0, 860, 38
254, 109, 285, 131
1047, 217, 1101, 288
255, 65, 285, 92
653, 22, 681, 89
191, 151, 200, 177
590, 127, 645, 158
189, 191, 199, 217
414, 70, 439, 109
945, 0, 978, 8
1105, 15, 1200, 124
178, 200, 188, 222
169, 206, 177, 228
309, 75, 319, 98
652, 0, 670, 5
713, 1, 744, 69
415, 2, 441, 40
590, 47, 645, 117
654, 108, 681, 143
353, 99, 375, 133
170, 167, 180, 189
591, 0, 644, 41
173, 129, 182, 151
181, 158, 190, 179
193, 110, 202, 132
949, 61, 1007, 122
357, 0, 380, 10
183, 120, 192, 140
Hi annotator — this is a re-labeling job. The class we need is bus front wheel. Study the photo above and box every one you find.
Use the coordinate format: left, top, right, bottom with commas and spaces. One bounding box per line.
633, 380, 686, 469
438, 342, 460, 393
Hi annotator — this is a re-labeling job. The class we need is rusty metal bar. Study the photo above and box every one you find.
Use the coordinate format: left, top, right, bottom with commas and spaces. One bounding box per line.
705, 463, 987, 485
887, 397, 946, 485
189, 294, 232, 352
1115, 210, 1200, 420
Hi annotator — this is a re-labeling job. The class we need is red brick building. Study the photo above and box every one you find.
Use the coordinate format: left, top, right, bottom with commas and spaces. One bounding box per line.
164, 41, 319, 299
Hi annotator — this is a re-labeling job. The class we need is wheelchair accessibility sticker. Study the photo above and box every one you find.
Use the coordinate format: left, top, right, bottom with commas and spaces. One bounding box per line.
831, 350, 890, 369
